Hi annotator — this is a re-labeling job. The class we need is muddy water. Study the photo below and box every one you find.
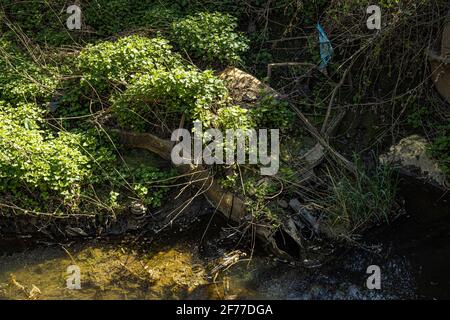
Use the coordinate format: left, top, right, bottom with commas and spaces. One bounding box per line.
0, 177, 449, 300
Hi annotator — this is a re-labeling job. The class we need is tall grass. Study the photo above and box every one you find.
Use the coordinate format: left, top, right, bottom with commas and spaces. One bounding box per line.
320, 160, 397, 236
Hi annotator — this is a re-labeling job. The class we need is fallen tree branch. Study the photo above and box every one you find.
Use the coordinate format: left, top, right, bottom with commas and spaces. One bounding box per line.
106, 68, 349, 258
289, 105, 357, 174
111, 129, 303, 259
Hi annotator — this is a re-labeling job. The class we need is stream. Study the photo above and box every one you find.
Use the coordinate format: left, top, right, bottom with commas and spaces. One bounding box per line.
0, 176, 449, 300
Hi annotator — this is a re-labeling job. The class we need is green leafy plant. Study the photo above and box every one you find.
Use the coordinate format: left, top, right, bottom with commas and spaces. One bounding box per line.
0, 36, 59, 104
77, 35, 182, 93
112, 67, 229, 130
108, 191, 121, 210
1, 0, 76, 47
172, 12, 249, 64
243, 177, 280, 224
141, 3, 183, 29
115, 165, 177, 209
250, 94, 295, 130
216, 105, 255, 130
429, 121, 450, 180
0, 102, 113, 209
83, 0, 184, 36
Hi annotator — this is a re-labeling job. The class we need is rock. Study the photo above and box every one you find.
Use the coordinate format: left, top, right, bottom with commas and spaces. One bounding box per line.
219, 67, 278, 105
380, 135, 447, 188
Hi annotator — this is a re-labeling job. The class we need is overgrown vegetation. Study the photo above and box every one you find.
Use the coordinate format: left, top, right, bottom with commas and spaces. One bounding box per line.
0, 0, 448, 254
429, 122, 450, 178
77, 36, 182, 92
0, 37, 59, 104
112, 67, 229, 131
172, 12, 249, 64
0, 101, 113, 212
320, 162, 397, 235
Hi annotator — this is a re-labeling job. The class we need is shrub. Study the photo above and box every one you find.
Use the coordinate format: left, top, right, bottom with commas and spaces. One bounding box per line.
128, 166, 177, 208
83, 0, 184, 35
83, 0, 151, 36
97, 164, 178, 211
141, 4, 183, 29
1, 0, 76, 46
216, 105, 255, 130
243, 177, 280, 224
0, 37, 59, 104
112, 67, 229, 130
0, 101, 114, 208
172, 12, 249, 64
77, 35, 182, 92
249, 94, 295, 130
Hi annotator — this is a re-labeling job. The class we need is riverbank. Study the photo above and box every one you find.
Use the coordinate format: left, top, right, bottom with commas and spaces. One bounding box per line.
1, 176, 449, 300
1, 1, 450, 300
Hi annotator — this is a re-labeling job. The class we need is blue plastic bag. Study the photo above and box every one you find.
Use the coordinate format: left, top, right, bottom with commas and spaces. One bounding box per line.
316, 23, 333, 71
